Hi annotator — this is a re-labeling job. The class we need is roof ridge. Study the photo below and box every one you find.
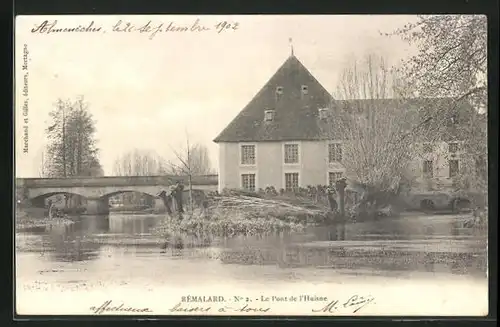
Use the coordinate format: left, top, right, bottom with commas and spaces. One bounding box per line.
213, 55, 342, 143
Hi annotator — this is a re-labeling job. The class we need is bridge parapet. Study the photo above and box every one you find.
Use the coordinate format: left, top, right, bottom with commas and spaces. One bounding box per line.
17, 174, 218, 188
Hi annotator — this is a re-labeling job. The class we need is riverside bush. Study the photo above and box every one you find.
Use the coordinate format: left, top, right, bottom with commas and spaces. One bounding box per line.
152, 208, 309, 239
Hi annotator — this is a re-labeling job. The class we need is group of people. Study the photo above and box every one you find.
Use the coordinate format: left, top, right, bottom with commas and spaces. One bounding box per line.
157, 181, 185, 216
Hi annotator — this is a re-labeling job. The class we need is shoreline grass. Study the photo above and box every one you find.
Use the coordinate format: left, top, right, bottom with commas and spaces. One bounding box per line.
15, 208, 74, 232
151, 210, 309, 239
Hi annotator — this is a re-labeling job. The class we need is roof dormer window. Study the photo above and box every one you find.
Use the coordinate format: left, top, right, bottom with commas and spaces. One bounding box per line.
264, 109, 275, 122
276, 86, 284, 102
301, 85, 308, 95
318, 108, 328, 120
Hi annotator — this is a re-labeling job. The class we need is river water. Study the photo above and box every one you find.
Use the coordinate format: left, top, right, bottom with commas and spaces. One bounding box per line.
15, 213, 488, 316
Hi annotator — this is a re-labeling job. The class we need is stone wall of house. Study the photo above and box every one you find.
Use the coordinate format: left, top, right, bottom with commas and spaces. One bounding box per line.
218, 140, 346, 191
409, 141, 473, 191
218, 140, 474, 192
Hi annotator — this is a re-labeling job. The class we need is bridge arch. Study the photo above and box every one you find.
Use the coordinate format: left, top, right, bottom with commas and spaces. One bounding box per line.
28, 191, 88, 208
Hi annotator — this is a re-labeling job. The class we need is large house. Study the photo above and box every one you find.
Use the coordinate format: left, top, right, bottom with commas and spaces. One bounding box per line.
213, 53, 481, 193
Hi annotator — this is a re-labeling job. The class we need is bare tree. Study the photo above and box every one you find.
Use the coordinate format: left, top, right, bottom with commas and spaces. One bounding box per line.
328, 54, 416, 192
38, 150, 48, 177
167, 135, 194, 213
112, 149, 167, 205
112, 149, 167, 176
166, 133, 214, 213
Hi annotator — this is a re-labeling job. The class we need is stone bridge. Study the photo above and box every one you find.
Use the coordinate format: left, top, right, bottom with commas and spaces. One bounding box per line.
16, 175, 218, 215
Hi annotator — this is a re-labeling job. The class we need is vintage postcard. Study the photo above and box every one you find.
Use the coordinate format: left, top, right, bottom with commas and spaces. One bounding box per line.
14, 15, 488, 316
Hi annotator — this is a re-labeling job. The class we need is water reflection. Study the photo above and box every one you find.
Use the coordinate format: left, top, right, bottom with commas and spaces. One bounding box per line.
327, 223, 346, 241
160, 235, 186, 257
44, 216, 110, 262
16, 212, 487, 278
215, 216, 487, 277
108, 214, 159, 235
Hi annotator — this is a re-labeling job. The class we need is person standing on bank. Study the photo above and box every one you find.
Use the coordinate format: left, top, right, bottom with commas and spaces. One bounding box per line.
326, 184, 338, 212
47, 199, 54, 219
173, 181, 185, 215
157, 190, 173, 215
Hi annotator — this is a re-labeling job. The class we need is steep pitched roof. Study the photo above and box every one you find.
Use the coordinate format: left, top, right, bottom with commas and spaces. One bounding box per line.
213, 55, 334, 143
213, 54, 479, 143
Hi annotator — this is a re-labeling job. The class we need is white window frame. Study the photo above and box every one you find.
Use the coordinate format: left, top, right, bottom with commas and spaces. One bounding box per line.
301, 85, 309, 95
276, 86, 284, 102
240, 172, 257, 192
283, 171, 300, 192
239, 143, 257, 167
327, 141, 343, 163
264, 109, 275, 122
327, 170, 345, 186
283, 142, 301, 165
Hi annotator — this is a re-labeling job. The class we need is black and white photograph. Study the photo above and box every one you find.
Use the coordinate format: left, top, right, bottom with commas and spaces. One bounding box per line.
14, 15, 488, 316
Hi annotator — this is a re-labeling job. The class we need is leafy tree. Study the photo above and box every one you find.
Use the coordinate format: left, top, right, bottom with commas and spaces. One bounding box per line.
44, 96, 102, 206
392, 15, 486, 108
45, 96, 101, 178
391, 15, 487, 196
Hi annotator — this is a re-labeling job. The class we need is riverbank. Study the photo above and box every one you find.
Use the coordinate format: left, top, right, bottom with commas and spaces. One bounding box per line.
15, 208, 74, 232
148, 192, 334, 239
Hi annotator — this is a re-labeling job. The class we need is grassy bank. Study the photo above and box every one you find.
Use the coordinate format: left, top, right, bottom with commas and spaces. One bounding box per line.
15, 208, 74, 232
152, 212, 307, 239
151, 193, 332, 239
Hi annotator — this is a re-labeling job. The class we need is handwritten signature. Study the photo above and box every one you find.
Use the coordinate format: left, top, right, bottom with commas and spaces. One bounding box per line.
170, 302, 270, 314
312, 295, 375, 314
90, 300, 153, 315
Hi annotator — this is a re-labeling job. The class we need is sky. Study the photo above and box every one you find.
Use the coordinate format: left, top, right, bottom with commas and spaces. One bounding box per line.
14, 15, 418, 178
